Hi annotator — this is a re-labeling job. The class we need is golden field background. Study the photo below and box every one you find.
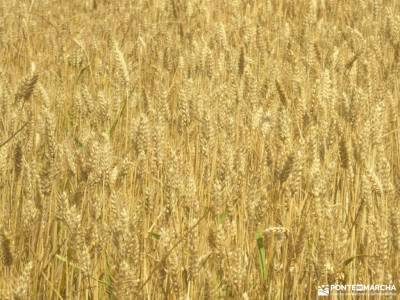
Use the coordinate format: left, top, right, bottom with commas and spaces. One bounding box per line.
0, 0, 399, 299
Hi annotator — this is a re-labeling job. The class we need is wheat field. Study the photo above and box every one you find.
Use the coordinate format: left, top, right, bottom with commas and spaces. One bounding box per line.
0, 0, 399, 299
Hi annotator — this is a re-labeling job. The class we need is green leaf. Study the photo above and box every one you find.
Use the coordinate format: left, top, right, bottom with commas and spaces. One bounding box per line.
104, 254, 115, 299
341, 254, 372, 267
148, 231, 161, 240
74, 137, 84, 148
256, 231, 266, 280
109, 98, 127, 136
217, 212, 227, 223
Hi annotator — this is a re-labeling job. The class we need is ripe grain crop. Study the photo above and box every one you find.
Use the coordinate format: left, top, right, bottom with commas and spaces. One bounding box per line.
0, 0, 400, 299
